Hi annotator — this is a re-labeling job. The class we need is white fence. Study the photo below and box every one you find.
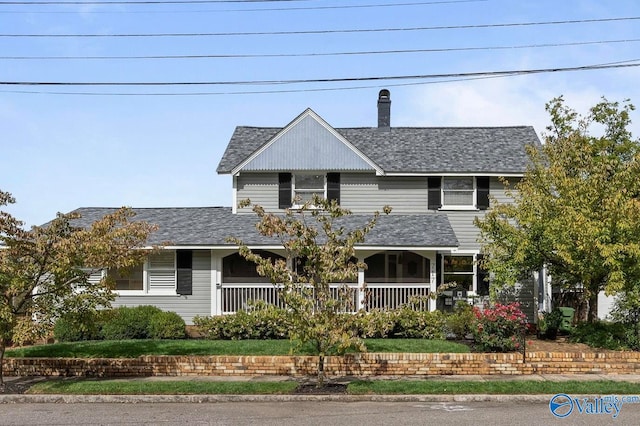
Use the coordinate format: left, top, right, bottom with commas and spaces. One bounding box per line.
220, 282, 431, 314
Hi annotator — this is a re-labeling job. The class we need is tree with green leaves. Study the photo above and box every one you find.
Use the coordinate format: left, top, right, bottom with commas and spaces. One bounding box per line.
0, 190, 156, 388
475, 97, 640, 322
232, 196, 390, 386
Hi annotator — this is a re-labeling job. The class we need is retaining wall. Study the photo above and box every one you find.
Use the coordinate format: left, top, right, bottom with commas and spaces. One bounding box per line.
4, 352, 640, 377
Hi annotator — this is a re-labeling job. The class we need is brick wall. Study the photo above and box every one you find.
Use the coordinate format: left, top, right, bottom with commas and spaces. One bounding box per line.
4, 351, 640, 378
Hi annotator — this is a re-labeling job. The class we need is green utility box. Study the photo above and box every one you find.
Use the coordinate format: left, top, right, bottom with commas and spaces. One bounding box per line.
558, 307, 575, 332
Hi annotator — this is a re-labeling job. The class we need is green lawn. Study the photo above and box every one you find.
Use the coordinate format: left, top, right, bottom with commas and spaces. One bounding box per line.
6, 338, 470, 358
348, 380, 640, 395
25, 379, 640, 396
27, 379, 297, 395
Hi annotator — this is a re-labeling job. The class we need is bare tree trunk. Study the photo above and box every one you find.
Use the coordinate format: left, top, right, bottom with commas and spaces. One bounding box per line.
588, 291, 599, 323
0, 340, 6, 389
317, 354, 325, 388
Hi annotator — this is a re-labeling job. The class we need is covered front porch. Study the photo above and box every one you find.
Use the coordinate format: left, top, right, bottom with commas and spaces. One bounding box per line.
213, 249, 437, 315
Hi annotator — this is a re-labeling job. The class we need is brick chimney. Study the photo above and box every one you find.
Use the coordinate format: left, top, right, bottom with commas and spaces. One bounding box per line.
377, 89, 391, 129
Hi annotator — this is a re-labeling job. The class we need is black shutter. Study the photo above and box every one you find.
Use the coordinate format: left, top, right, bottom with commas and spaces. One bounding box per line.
327, 173, 340, 205
476, 176, 490, 210
476, 254, 489, 296
176, 250, 193, 296
278, 173, 292, 209
427, 177, 442, 210
436, 253, 443, 287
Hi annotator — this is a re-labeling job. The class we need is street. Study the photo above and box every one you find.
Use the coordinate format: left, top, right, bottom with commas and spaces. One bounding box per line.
2, 400, 640, 426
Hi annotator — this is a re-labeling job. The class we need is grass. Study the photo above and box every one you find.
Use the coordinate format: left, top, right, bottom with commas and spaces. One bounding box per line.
5, 338, 470, 358
348, 380, 640, 395
27, 379, 297, 395
24, 379, 640, 395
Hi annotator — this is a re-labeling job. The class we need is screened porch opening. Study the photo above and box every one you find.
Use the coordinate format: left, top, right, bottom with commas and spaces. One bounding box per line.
221, 250, 285, 312
363, 251, 431, 311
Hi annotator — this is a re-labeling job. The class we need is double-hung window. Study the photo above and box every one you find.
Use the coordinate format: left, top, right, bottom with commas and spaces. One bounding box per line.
443, 255, 475, 291
428, 176, 489, 211
293, 174, 326, 206
442, 177, 475, 208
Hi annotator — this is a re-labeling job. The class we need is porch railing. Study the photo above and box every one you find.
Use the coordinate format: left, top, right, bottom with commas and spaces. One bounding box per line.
220, 282, 431, 314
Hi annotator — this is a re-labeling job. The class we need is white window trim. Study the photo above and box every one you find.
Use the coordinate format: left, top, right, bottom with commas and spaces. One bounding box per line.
112, 261, 146, 296
440, 176, 478, 211
113, 252, 178, 296
146, 251, 178, 295
442, 253, 477, 294
292, 173, 327, 209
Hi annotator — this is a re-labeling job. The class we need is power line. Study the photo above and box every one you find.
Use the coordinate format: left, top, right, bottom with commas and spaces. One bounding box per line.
3, 60, 639, 87
2, 16, 639, 37
0, 1, 487, 13
3, 38, 638, 60
0, 0, 307, 4
3, 61, 637, 96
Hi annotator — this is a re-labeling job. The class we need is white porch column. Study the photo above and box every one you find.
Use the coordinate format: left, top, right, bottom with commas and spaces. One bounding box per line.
423, 251, 437, 312
357, 255, 366, 311
211, 249, 236, 316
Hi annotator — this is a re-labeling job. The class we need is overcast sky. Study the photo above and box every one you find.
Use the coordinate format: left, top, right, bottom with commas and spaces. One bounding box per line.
2, 0, 639, 227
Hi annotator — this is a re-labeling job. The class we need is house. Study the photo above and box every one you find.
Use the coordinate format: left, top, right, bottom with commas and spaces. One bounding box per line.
71, 90, 543, 324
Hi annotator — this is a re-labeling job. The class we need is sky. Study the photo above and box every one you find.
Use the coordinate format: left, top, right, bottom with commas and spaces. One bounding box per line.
1, 0, 640, 227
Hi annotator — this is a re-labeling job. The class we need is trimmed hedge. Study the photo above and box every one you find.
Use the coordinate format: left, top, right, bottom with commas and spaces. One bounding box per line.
194, 306, 447, 341
54, 305, 186, 342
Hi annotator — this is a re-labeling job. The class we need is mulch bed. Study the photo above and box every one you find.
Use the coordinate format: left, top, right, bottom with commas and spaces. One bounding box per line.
294, 383, 348, 394
0, 377, 49, 395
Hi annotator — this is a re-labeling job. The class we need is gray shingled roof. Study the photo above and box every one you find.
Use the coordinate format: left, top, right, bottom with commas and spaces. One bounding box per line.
68, 207, 458, 248
217, 125, 540, 174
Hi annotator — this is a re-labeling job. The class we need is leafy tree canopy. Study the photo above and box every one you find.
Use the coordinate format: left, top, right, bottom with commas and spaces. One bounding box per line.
232, 196, 391, 385
475, 97, 640, 321
0, 190, 156, 386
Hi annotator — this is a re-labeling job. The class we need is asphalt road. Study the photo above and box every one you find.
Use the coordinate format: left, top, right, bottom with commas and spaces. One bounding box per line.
2, 400, 640, 426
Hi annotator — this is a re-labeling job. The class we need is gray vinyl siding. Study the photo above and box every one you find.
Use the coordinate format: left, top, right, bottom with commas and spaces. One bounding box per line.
444, 212, 483, 251
113, 250, 211, 325
341, 173, 428, 213
236, 173, 279, 213
490, 176, 519, 205
444, 177, 515, 251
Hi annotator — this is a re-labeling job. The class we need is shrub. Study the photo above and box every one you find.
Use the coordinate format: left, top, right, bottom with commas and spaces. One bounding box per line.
391, 308, 446, 339
194, 304, 291, 340
445, 301, 475, 339
537, 308, 563, 340
471, 302, 528, 352
101, 305, 163, 340
569, 321, 628, 350
345, 309, 396, 338
148, 310, 186, 339
53, 310, 105, 342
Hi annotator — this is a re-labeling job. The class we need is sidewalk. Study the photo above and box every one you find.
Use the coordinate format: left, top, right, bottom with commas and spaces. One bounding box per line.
3, 374, 640, 404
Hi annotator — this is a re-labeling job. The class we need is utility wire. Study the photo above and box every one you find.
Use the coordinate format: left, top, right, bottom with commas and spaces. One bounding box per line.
1, 62, 634, 96
3, 60, 639, 87
2, 16, 639, 37
3, 38, 638, 60
0, 0, 487, 13
0, 0, 308, 4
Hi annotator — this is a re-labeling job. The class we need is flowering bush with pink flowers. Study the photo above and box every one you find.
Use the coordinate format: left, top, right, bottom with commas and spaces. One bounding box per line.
471, 302, 528, 352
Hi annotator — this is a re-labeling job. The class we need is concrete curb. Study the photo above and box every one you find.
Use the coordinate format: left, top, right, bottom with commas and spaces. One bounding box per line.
0, 394, 556, 404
